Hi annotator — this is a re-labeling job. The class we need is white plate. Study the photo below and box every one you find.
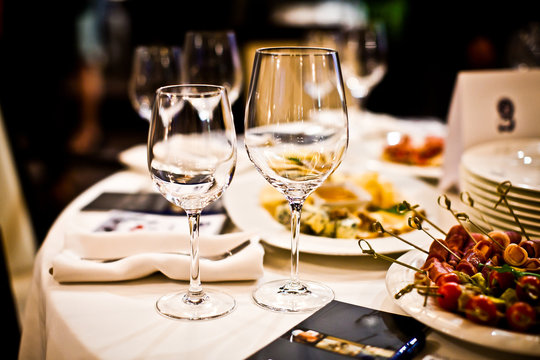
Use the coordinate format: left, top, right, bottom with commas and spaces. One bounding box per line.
467, 212, 540, 238
461, 182, 540, 222
364, 155, 443, 179
118, 144, 147, 173
386, 250, 540, 356
356, 118, 446, 179
119, 142, 256, 175
460, 170, 540, 207
461, 165, 540, 203
462, 138, 540, 193
223, 170, 440, 256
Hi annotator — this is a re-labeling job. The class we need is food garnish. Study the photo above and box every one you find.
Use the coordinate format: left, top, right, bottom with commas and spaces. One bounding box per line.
260, 172, 420, 239
382, 134, 444, 167
359, 181, 540, 334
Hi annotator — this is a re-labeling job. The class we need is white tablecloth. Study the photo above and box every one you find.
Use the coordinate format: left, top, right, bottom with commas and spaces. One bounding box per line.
18, 113, 539, 359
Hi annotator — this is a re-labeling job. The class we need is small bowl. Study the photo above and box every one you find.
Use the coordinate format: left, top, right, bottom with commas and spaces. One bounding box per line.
310, 181, 372, 209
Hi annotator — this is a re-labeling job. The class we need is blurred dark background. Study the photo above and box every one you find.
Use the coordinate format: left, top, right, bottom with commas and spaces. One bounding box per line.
0, 0, 539, 244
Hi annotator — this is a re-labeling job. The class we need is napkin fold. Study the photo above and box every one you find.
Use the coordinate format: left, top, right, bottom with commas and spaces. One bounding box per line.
51, 231, 264, 283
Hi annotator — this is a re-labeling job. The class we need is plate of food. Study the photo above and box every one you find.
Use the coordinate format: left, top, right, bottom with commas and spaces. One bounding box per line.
362, 130, 445, 179
223, 169, 440, 255
385, 225, 540, 356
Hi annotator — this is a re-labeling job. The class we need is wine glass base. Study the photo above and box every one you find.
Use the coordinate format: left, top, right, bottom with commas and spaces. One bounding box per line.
252, 279, 334, 313
156, 289, 236, 320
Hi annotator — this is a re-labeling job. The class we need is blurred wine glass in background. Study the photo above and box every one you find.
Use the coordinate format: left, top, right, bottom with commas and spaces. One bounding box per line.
128, 45, 182, 122
182, 31, 243, 107
304, 21, 387, 113
340, 22, 388, 112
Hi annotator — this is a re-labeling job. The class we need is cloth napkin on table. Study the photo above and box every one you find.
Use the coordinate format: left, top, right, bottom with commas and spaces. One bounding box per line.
50, 230, 264, 283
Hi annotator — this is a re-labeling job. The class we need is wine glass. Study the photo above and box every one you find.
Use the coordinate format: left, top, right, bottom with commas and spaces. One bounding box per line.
148, 84, 237, 320
340, 22, 387, 111
182, 31, 243, 106
128, 45, 182, 121
244, 47, 349, 312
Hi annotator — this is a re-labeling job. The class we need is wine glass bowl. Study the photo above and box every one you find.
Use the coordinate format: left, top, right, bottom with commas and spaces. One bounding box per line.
148, 84, 237, 320
182, 31, 243, 105
340, 23, 387, 109
244, 47, 349, 312
128, 45, 182, 121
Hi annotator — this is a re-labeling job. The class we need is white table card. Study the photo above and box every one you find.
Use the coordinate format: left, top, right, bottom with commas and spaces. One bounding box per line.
440, 68, 540, 190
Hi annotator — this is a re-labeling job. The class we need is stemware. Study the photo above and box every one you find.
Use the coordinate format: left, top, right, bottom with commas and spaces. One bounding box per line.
128, 45, 182, 121
148, 85, 237, 320
340, 22, 387, 111
244, 47, 349, 312
182, 30, 243, 106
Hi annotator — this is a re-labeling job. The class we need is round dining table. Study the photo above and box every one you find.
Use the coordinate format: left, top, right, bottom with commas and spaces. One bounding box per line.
18, 114, 540, 359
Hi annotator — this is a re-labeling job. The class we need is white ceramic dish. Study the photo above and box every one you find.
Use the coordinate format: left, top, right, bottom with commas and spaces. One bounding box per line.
462, 138, 540, 193
118, 144, 148, 173
461, 165, 540, 203
386, 250, 540, 356
119, 142, 255, 175
461, 182, 540, 222
223, 170, 440, 256
362, 135, 443, 179
460, 173, 540, 211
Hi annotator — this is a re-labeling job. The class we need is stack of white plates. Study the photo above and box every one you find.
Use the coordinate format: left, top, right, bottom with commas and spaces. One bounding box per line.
459, 138, 540, 237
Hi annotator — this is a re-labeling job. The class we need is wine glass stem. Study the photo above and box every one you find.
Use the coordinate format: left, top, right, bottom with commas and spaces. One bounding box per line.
289, 201, 303, 286
186, 211, 204, 302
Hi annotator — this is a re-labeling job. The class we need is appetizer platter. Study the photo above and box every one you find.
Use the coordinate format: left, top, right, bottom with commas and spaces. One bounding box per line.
224, 169, 439, 255
349, 114, 446, 179
386, 249, 540, 356
362, 181, 540, 355
363, 131, 445, 179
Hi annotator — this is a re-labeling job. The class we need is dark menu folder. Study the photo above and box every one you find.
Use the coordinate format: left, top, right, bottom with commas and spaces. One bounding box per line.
247, 300, 426, 360
81, 192, 224, 215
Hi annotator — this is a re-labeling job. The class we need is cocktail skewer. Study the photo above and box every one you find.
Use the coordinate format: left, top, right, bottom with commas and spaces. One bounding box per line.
399, 201, 447, 236
408, 216, 462, 261
495, 181, 531, 242
459, 191, 494, 231
454, 212, 505, 250
437, 195, 478, 244
357, 239, 427, 273
371, 221, 428, 255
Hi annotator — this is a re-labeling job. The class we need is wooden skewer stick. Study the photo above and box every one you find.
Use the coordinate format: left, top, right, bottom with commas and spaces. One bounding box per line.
437, 194, 478, 244
495, 181, 531, 242
455, 212, 505, 250
408, 217, 462, 261
372, 222, 429, 255
399, 201, 447, 236
357, 239, 426, 274
459, 191, 494, 231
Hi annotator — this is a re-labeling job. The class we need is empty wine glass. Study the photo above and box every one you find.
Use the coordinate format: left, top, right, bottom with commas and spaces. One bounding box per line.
148, 85, 237, 320
128, 45, 182, 121
182, 31, 243, 106
244, 47, 349, 312
341, 22, 387, 111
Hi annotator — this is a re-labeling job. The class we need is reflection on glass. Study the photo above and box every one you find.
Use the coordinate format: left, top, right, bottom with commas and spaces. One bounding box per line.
148, 85, 237, 320
245, 47, 348, 312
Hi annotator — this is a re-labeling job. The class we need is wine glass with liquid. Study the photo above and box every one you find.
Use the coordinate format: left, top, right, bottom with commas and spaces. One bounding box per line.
244, 47, 349, 312
148, 84, 237, 320
128, 45, 182, 121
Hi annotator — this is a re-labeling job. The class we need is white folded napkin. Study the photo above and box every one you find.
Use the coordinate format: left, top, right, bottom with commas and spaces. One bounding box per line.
51, 230, 264, 283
